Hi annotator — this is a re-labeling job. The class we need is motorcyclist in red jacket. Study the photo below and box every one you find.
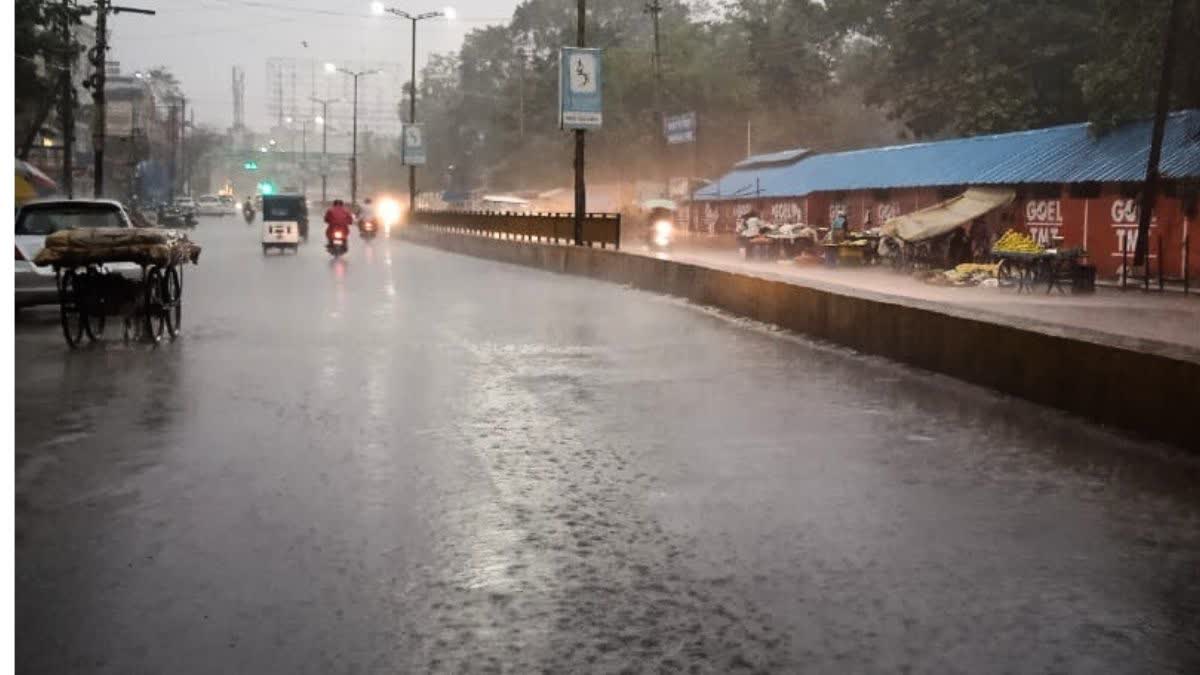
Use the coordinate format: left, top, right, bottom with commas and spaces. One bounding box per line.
324, 199, 354, 246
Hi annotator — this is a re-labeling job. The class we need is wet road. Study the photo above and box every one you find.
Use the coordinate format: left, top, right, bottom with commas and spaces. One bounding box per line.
16, 217, 1200, 673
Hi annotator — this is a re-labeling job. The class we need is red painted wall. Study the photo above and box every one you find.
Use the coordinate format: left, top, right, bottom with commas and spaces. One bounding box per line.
690, 183, 1197, 279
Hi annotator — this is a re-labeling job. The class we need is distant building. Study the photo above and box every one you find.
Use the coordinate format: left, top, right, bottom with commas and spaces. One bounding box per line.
265, 57, 407, 154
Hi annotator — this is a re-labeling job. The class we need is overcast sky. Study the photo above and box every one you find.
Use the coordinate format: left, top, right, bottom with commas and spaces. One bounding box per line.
109, 0, 520, 131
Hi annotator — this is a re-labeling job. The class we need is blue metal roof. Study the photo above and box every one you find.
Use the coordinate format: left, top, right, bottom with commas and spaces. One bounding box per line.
695, 110, 1200, 201
733, 147, 811, 169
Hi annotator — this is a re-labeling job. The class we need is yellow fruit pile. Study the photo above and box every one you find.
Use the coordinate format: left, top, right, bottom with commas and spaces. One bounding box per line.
952, 263, 1000, 275
942, 262, 1000, 284
993, 229, 1044, 254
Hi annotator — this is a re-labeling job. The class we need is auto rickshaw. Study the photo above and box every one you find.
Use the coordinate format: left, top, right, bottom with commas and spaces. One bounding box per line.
260, 193, 306, 255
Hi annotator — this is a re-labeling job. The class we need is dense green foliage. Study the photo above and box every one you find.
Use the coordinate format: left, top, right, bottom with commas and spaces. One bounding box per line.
401, 0, 1198, 193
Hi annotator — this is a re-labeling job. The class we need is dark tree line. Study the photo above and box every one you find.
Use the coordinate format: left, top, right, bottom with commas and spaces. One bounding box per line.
386, 0, 1200, 193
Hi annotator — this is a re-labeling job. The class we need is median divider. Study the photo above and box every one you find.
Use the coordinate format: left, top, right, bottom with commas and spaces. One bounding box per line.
399, 225, 1200, 450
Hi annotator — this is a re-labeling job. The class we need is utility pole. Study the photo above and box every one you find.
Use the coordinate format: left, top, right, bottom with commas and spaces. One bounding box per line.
178, 96, 188, 197
645, 0, 665, 193
87, 0, 154, 198
167, 102, 178, 202
90, 0, 108, 198
1135, 0, 1181, 266
518, 47, 526, 142
574, 0, 586, 246
185, 106, 193, 197
58, 0, 76, 198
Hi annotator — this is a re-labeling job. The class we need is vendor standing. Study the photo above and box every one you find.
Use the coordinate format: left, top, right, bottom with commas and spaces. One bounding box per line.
830, 209, 849, 243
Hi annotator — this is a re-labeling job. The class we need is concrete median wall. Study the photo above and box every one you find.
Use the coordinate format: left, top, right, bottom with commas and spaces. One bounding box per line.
400, 227, 1200, 450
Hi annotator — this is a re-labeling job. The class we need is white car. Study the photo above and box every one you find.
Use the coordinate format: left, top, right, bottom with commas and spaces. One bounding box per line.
195, 194, 228, 216
15, 199, 142, 308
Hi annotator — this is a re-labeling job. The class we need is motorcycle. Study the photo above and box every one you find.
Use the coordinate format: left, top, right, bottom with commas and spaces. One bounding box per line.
643, 204, 676, 251
242, 203, 256, 224
358, 217, 379, 241
326, 228, 349, 258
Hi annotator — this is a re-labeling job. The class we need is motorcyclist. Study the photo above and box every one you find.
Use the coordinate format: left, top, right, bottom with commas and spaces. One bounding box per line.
357, 197, 376, 233
324, 198, 354, 246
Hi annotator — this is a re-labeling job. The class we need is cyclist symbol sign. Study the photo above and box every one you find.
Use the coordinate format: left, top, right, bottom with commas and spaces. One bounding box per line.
402, 124, 425, 166
559, 47, 602, 130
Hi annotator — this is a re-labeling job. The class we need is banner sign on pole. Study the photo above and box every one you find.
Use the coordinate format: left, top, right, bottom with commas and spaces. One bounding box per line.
559, 47, 603, 130
402, 123, 426, 166
664, 112, 697, 144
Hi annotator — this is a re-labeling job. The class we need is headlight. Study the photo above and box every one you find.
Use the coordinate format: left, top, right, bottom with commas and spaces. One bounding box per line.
652, 219, 673, 246
377, 197, 402, 226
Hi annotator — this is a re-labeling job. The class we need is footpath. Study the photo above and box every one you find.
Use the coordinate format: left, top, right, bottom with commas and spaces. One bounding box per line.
661, 245, 1200, 361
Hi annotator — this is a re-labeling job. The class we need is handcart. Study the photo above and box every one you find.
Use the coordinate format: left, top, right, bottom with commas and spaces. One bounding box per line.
34, 228, 201, 348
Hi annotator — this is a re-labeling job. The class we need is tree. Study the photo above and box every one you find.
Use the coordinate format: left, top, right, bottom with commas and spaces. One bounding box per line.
841, 0, 1099, 137
15, 0, 92, 158
1077, 0, 1200, 130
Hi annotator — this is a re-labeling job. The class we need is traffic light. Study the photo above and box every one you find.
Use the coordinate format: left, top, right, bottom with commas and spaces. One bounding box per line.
243, 160, 259, 170
257, 181, 275, 195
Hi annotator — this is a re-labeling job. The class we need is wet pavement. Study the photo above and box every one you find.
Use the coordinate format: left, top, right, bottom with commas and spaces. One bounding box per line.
15, 217, 1200, 673
658, 244, 1200, 354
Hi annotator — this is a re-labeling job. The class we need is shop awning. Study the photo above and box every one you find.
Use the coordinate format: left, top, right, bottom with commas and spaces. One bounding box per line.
15, 159, 59, 204
884, 187, 1016, 243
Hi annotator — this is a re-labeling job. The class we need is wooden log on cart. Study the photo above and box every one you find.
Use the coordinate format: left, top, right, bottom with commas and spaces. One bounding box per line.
37, 228, 201, 348
33, 227, 202, 268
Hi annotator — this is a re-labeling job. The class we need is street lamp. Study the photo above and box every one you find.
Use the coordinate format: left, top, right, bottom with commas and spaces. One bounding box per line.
311, 96, 340, 204
326, 66, 380, 206
374, 4, 455, 216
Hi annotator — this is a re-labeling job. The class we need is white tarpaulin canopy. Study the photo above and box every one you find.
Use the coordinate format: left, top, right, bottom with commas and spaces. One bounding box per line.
884, 187, 1016, 243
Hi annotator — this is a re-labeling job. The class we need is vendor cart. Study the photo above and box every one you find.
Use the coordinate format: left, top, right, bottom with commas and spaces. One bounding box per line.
993, 248, 1085, 294
34, 228, 201, 348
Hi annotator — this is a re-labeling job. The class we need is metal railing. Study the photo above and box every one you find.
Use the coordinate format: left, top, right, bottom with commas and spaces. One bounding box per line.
411, 209, 621, 249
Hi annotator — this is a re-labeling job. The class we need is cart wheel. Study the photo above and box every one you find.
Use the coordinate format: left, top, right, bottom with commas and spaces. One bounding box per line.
82, 268, 107, 341
143, 267, 167, 343
58, 270, 85, 348
164, 266, 182, 338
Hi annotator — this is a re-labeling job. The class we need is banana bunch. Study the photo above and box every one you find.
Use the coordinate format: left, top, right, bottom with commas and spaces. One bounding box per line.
952, 263, 1000, 275
993, 229, 1044, 254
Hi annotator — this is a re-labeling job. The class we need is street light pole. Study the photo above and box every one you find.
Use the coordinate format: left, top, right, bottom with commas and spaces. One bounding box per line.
329, 67, 378, 206
409, 15, 417, 213
311, 96, 338, 204
352, 75, 358, 205
376, 5, 454, 217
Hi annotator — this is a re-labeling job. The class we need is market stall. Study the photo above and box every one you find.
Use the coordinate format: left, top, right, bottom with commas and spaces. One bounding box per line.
882, 187, 1015, 269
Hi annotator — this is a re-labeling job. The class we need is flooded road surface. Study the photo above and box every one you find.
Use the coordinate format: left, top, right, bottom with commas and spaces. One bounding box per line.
16, 219, 1200, 673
